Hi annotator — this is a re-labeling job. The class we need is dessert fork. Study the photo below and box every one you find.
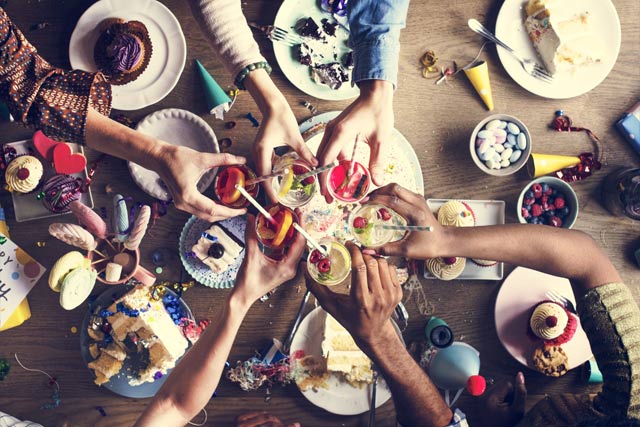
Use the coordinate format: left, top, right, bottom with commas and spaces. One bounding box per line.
282, 289, 311, 354
369, 367, 379, 427
546, 289, 577, 314
249, 22, 304, 46
467, 19, 553, 83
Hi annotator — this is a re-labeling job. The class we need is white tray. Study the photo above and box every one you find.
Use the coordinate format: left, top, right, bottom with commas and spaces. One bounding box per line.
423, 199, 505, 281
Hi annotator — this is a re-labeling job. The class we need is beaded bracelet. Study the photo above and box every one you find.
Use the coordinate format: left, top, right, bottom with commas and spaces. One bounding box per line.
234, 61, 272, 90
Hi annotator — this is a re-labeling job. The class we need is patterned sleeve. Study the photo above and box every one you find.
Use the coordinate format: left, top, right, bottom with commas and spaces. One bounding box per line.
397, 409, 468, 427
0, 7, 111, 144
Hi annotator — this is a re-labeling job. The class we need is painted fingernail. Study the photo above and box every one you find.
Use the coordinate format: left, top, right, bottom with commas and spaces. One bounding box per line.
362, 249, 377, 256
517, 371, 525, 384
360, 196, 370, 203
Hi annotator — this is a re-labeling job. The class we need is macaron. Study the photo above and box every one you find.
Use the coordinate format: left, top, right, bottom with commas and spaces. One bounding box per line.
48, 251, 90, 292
60, 267, 97, 310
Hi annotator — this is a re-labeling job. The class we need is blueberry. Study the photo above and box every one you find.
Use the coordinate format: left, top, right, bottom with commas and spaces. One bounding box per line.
548, 197, 555, 206
551, 189, 558, 197
541, 183, 550, 193
558, 207, 570, 218
208, 243, 225, 259
525, 204, 532, 211
525, 190, 534, 199
547, 209, 556, 217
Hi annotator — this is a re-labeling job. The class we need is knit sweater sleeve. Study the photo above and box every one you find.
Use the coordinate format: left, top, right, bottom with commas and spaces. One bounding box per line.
577, 282, 640, 420
188, 0, 266, 80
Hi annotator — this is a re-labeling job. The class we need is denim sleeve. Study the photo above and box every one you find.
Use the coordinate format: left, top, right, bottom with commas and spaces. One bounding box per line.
347, 0, 410, 87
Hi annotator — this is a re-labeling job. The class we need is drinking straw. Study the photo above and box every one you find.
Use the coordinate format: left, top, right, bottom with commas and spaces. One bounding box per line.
234, 184, 277, 225
295, 160, 339, 181
348, 133, 360, 177
378, 224, 434, 232
292, 223, 328, 257
245, 168, 290, 186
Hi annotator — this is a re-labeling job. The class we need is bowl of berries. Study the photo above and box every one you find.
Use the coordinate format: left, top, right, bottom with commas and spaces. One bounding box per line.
517, 177, 578, 228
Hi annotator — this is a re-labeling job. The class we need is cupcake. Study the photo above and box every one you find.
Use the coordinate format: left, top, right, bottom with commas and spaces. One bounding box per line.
94, 18, 153, 85
41, 174, 81, 213
529, 301, 577, 346
426, 257, 466, 281
437, 201, 476, 227
4, 155, 43, 193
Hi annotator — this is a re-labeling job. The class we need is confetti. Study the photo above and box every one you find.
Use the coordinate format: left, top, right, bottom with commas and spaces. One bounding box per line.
245, 113, 260, 127
155, 267, 163, 274
302, 101, 318, 114
227, 356, 294, 391
70, 326, 78, 334
153, 371, 163, 380
0, 358, 9, 380
36, 241, 46, 247
95, 406, 107, 416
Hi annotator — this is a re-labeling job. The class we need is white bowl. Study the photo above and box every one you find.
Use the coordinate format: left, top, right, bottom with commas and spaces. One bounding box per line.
517, 176, 578, 229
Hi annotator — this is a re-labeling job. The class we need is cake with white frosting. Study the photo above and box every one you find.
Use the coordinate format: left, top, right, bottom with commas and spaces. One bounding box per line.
192, 224, 244, 273
322, 313, 372, 386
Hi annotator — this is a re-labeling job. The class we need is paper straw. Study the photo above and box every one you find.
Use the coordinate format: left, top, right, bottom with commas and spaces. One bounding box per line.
348, 133, 360, 177
235, 184, 277, 225
378, 224, 434, 232
245, 168, 289, 186
292, 223, 328, 257
296, 160, 339, 181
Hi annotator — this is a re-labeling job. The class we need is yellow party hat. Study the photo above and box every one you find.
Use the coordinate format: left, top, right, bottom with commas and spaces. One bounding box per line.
527, 153, 581, 178
464, 61, 494, 111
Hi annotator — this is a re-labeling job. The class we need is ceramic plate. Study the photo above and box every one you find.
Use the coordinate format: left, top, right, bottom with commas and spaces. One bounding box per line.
69, 0, 187, 110
128, 109, 219, 201
80, 286, 193, 398
2, 140, 94, 223
273, 0, 359, 100
290, 307, 393, 415
494, 0, 620, 99
423, 199, 505, 281
495, 267, 592, 375
179, 215, 246, 289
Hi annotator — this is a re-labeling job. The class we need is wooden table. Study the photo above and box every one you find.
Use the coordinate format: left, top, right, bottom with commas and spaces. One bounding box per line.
1, 0, 639, 425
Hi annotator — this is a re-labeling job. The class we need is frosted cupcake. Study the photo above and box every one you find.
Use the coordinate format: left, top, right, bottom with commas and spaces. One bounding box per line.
4, 155, 43, 193
426, 257, 466, 281
529, 301, 577, 345
437, 201, 476, 227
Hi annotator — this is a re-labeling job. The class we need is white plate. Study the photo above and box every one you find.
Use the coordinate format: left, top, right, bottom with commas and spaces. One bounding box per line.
423, 199, 505, 280
290, 307, 392, 415
495, 267, 592, 374
273, 0, 359, 101
69, 0, 187, 110
128, 109, 219, 201
494, 0, 620, 99
3, 140, 94, 223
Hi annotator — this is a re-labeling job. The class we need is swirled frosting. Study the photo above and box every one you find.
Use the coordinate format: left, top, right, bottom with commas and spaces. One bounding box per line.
529, 302, 569, 340
106, 33, 142, 72
5, 155, 43, 193
437, 201, 475, 227
426, 257, 466, 281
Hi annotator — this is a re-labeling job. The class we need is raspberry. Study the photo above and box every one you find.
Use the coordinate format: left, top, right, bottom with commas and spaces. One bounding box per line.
521, 207, 530, 218
541, 200, 551, 211
443, 257, 457, 265
302, 176, 315, 185
549, 216, 563, 227
531, 183, 543, 198
545, 315, 558, 327
554, 197, 565, 209
378, 208, 392, 221
541, 195, 549, 204
523, 197, 535, 206
353, 216, 368, 229
317, 258, 331, 273
531, 204, 543, 217
292, 165, 307, 175
309, 249, 323, 264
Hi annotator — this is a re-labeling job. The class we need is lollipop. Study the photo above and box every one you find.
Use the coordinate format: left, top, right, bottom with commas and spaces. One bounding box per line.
40, 174, 81, 213
112, 194, 129, 242
49, 223, 97, 251
68, 200, 108, 239
124, 205, 151, 251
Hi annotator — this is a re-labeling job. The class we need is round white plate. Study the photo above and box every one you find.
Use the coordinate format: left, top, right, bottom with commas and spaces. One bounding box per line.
129, 108, 219, 201
69, 0, 187, 110
495, 267, 592, 375
290, 307, 392, 415
495, 0, 620, 99
273, 0, 359, 100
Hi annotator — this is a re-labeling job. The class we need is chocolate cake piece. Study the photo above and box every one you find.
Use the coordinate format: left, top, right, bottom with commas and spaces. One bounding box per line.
321, 18, 338, 37
296, 17, 325, 41
311, 62, 349, 90
298, 42, 314, 66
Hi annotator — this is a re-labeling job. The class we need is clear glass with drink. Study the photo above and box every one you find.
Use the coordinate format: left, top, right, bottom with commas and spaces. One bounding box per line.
326, 159, 371, 203
214, 165, 259, 209
307, 238, 351, 286
271, 154, 317, 208
255, 204, 299, 250
349, 203, 406, 247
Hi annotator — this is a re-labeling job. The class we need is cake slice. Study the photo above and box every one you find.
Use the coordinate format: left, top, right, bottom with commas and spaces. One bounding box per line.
192, 224, 244, 273
311, 63, 349, 90
321, 314, 373, 385
524, 0, 604, 75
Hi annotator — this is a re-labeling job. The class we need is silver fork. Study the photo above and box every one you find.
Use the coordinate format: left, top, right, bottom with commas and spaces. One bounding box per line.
249, 22, 304, 46
467, 19, 553, 83
369, 367, 379, 427
546, 289, 577, 314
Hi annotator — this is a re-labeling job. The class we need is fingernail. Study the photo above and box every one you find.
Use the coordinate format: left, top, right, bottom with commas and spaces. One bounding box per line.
360, 196, 370, 203
362, 249, 377, 256
517, 372, 525, 384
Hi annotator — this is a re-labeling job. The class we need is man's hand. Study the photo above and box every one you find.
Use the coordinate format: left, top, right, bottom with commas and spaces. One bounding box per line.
235, 412, 300, 427
317, 80, 394, 202
477, 372, 527, 427
231, 214, 306, 307
305, 241, 402, 351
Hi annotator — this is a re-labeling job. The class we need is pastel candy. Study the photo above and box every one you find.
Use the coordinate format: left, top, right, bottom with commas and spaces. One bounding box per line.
69, 201, 108, 239
507, 134, 517, 146
497, 120, 507, 129
477, 130, 494, 140
510, 150, 522, 163
507, 122, 521, 135
500, 159, 510, 168
479, 147, 496, 161
476, 138, 485, 147
485, 119, 503, 130
493, 129, 507, 143
486, 159, 500, 169
60, 267, 97, 310
478, 140, 492, 154
501, 148, 513, 161
105, 262, 123, 282
48, 251, 90, 292
494, 144, 505, 154
504, 142, 515, 149
517, 133, 527, 150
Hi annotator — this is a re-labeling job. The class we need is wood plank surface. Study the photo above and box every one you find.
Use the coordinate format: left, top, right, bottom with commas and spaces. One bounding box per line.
0, 0, 638, 426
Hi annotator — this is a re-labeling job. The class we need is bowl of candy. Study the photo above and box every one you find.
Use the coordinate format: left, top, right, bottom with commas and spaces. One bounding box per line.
517, 177, 578, 229
470, 114, 532, 177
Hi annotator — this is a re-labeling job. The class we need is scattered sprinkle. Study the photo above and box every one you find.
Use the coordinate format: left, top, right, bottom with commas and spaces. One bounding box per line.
95, 406, 107, 416
36, 241, 46, 247
0, 358, 9, 380
245, 113, 260, 127
70, 326, 78, 334
155, 267, 163, 274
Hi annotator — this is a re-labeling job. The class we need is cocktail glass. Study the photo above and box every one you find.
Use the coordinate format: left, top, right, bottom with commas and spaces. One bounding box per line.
214, 165, 259, 209
271, 154, 317, 208
326, 160, 371, 203
255, 204, 299, 250
349, 203, 406, 247
307, 239, 351, 286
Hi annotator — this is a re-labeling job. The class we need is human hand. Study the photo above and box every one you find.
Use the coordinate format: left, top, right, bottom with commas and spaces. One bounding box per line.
317, 80, 394, 202
151, 143, 247, 222
235, 412, 300, 427
367, 184, 444, 259
305, 241, 402, 351
477, 372, 527, 427
231, 214, 306, 307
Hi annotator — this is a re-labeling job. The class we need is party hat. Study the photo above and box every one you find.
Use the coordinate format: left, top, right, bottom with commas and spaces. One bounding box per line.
195, 59, 231, 120
527, 153, 581, 178
464, 61, 494, 111
0, 101, 13, 122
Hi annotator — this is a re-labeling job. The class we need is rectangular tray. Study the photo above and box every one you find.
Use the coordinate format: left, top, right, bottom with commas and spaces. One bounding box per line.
3, 139, 94, 222
423, 199, 505, 281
